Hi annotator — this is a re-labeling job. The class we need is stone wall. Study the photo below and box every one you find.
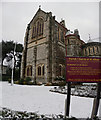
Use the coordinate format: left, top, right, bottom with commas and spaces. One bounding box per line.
26, 47, 33, 65
82, 42, 101, 56
21, 8, 101, 84
20, 24, 30, 78
65, 34, 84, 56
21, 8, 52, 83
21, 8, 68, 83
51, 19, 67, 82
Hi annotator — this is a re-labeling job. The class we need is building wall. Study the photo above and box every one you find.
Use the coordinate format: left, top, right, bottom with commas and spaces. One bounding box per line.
51, 20, 67, 82
82, 42, 101, 56
26, 9, 50, 83
21, 8, 101, 84
65, 34, 85, 56
21, 8, 67, 83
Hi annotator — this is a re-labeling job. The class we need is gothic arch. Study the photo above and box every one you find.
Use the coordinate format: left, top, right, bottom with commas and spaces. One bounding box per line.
26, 65, 32, 76
32, 18, 44, 38
36, 64, 45, 77
59, 64, 64, 76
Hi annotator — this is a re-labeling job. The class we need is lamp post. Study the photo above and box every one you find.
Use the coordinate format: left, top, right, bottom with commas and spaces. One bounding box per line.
11, 42, 16, 86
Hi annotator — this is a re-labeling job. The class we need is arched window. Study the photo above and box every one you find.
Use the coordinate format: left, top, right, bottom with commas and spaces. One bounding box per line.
61, 31, 64, 43
97, 46, 99, 53
42, 65, 44, 76
32, 18, 44, 38
68, 39, 69, 44
38, 66, 41, 76
42, 22, 44, 34
32, 25, 36, 38
37, 64, 45, 77
85, 49, 87, 55
89, 48, 90, 55
33, 26, 35, 34
27, 67, 29, 76
93, 47, 95, 53
35, 25, 36, 35
26, 66, 32, 76
29, 66, 32, 76
39, 23, 41, 34
37, 21, 39, 35
59, 65, 62, 76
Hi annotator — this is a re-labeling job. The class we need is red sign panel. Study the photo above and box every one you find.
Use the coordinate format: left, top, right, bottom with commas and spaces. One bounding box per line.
66, 57, 101, 82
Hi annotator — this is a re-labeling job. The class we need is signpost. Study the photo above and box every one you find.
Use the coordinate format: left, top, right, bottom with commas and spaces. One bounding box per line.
66, 82, 71, 116
66, 57, 101, 82
65, 56, 101, 118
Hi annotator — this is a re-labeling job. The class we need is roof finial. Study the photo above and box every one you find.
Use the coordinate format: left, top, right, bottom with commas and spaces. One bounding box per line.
39, 5, 41, 9
61, 18, 63, 21
89, 34, 91, 40
88, 34, 92, 43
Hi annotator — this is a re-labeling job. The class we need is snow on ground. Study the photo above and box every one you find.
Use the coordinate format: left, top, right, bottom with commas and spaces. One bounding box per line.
1, 81, 94, 118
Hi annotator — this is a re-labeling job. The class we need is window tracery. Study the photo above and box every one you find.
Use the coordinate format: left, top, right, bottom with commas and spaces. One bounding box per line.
37, 64, 45, 77
32, 18, 44, 38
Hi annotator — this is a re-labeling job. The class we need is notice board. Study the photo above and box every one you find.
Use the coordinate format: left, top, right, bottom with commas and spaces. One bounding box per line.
66, 57, 101, 82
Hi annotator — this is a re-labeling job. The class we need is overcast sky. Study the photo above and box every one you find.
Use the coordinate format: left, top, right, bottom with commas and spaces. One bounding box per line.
2, 2, 100, 44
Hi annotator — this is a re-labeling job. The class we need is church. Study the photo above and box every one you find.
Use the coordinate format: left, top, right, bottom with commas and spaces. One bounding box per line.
20, 7, 101, 84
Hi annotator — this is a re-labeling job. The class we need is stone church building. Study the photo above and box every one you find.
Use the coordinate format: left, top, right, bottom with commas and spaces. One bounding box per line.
21, 8, 101, 84
21, 8, 68, 83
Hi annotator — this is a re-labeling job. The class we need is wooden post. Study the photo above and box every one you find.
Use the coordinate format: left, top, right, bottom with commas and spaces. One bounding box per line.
91, 98, 97, 118
66, 82, 71, 117
91, 83, 101, 118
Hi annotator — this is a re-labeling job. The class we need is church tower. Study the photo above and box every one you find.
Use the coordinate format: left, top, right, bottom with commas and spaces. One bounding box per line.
21, 7, 68, 83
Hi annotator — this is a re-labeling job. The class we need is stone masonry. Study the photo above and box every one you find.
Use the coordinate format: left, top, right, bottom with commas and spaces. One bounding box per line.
21, 8, 101, 84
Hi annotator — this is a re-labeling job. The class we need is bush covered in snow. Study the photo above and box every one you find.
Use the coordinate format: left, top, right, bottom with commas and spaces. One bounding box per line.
72, 84, 97, 98
50, 84, 99, 98
50, 86, 67, 94
0, 108, 99, 120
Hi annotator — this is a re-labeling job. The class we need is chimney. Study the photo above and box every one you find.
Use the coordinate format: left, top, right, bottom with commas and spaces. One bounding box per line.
60, 19, 65, 27
74, 29, 79, 35
74, 29, 80, 39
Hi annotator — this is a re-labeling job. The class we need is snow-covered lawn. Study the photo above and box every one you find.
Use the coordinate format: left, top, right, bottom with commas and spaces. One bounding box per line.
0, 81, 97, 118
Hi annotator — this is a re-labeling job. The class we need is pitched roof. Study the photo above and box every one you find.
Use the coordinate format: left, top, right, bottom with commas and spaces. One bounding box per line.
29, 8, 47, 25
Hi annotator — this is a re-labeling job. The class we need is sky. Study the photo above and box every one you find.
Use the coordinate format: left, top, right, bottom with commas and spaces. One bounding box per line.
1, 1, 100, 44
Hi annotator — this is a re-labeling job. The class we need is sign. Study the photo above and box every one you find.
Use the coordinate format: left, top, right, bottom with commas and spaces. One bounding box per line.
66, 57, 101, 82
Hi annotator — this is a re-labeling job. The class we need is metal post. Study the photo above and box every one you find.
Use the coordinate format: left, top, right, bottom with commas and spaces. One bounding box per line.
66, 82, 71, 117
